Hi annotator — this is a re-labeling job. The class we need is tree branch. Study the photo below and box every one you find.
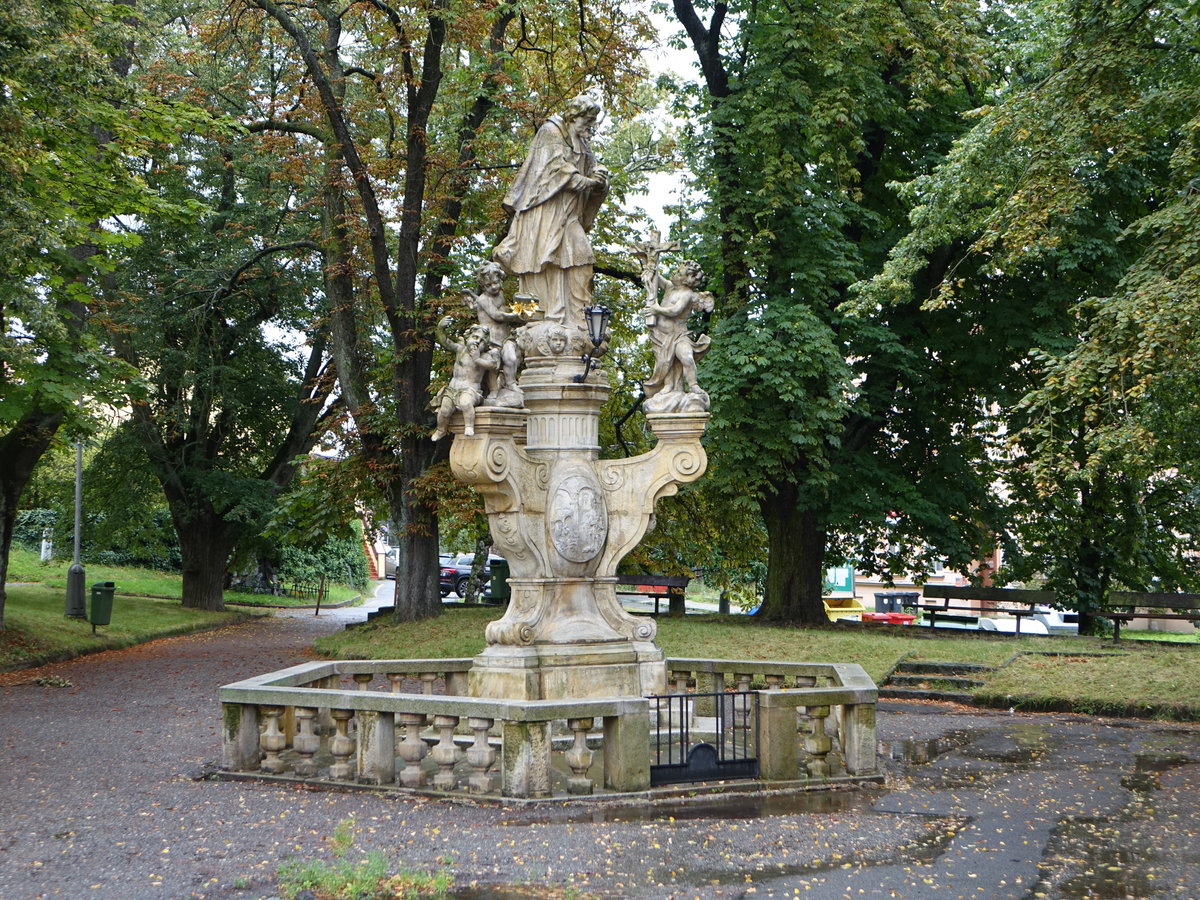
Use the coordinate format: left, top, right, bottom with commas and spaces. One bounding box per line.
252, 0, 399, 315
246, 119, 332, 141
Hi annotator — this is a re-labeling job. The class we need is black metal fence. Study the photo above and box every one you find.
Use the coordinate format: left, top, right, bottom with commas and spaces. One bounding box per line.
649, 691, 759, 786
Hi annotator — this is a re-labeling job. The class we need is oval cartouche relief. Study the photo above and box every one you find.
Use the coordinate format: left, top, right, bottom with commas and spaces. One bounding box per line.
547, 467, 608, 563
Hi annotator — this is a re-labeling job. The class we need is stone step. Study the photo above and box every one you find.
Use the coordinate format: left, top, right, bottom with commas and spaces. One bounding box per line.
886, 674, 987, 690
892, 660, 994, 677
879, 687, 977, 704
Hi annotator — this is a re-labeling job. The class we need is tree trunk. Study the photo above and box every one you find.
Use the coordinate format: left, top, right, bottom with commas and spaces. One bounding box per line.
389, 441, 444, 622
757, 482, 829, 626
174, 510, 237, 611
1073, 473, 1110, 637
0, 409, 66, 629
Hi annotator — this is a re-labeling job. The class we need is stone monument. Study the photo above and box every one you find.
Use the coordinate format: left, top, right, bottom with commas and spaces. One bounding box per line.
437, 96, 711, 701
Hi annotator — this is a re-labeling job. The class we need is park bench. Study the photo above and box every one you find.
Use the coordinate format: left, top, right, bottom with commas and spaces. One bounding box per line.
1103, 592, 1200, 642
282, 581, 328, 605
918, 585, 1055, 636
616, 574, 690, 615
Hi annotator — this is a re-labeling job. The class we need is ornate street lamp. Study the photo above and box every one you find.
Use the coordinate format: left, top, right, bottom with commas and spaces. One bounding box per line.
573, 304, 610, 383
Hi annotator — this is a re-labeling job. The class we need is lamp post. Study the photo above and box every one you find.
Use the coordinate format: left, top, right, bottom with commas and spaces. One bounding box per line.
573, 304, 610, 383
64, 438, 86, 618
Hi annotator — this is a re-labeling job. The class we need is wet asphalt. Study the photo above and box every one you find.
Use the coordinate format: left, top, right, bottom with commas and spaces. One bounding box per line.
1, 582, 1198, 899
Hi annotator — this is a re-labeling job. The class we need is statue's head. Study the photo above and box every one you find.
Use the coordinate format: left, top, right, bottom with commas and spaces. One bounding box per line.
465, 324, 490, 350
475, 261, 504, 290
564, 94, 603, 127
545, 327, 568, 355
674, 259, 705, 287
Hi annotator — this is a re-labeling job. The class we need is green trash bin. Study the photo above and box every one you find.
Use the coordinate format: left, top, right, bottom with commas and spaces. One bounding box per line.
89, 581, 115, 630
489, 558, 510, 602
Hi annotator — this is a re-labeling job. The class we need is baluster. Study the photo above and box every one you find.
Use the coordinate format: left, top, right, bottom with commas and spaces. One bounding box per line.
292, 707, 320, 776
565, 718, 596, 795
734, 673, 753, 730
387, 673, 406, 693
353, 673, 373, 691
764, 673, 784, 691
329, 709, 356, 780
670, 670, 690, 694
259, 706, 287, 774
805, 706, 833, 779
398, 712, 428, 787
431, 715, 462, 790
466, 718, 497, 793
420, 673, 439, 725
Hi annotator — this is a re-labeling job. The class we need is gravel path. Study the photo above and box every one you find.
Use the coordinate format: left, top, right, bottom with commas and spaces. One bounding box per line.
2, 593, 1199, 900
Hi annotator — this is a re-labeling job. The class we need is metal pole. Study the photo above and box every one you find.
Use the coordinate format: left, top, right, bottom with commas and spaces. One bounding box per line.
65, 439, 87, 618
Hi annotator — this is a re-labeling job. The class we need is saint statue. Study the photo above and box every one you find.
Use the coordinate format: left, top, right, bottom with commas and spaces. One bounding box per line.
493, 95, 609, 330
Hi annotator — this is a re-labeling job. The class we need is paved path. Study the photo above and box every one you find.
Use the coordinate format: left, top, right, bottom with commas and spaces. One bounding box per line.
1, 590, 1198, 899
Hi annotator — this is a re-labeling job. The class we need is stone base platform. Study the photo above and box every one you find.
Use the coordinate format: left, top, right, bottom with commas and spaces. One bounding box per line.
467, 640, 666, 701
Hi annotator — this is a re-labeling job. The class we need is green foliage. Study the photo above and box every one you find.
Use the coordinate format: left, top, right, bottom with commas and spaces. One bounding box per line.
277, 816, 452, 900
62, 426, 181, 570
860, 0, 1200, 613
0, 0, 208, 429
266, 457, 369, 550
12, 510, 55, 552
672, 0, 1004, 620
277, 528, 370, 593
83, 11, 341, 609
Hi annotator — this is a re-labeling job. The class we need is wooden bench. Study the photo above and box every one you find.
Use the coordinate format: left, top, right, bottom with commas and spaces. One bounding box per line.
1103, 592, 1200, 642
616, 574, 690, 615
282, 580, 328, 605
919, 585, 1055, 636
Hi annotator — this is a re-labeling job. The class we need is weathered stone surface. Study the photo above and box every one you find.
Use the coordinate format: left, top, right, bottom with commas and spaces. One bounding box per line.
451, 373, 708, 698
501, 720, 552, 798
444, 98, 710, 702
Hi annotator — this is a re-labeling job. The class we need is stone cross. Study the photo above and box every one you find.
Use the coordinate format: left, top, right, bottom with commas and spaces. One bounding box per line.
634, 227, 679, 309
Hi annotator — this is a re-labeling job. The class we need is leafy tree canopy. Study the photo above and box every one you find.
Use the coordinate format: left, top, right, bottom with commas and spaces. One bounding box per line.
857, 0, 1200, 618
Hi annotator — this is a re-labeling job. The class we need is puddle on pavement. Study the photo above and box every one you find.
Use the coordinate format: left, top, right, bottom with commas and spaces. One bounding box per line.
1033, 816, 1160, 900
881, 730, 972, 764
883, 722, 1057, 770
1121, 750, 1194, 792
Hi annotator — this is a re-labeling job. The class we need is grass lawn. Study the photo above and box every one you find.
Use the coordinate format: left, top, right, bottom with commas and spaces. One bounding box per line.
315, 608, 1200, 721
7, 549, 188, 598
9, 545, 1198, 721
9, 547, 361, 608
2, 547, 363, 670
0, 583, 255, 672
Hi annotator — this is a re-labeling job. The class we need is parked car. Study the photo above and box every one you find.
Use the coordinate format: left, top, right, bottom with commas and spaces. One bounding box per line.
440, 554, 500, 598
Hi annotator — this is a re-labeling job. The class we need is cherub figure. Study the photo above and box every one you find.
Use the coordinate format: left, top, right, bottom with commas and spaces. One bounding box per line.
463, 261, 527, 406
642, 259, 714, 413
430, 318, 499, 440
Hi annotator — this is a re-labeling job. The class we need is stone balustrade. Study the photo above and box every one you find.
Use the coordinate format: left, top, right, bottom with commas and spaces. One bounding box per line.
219, 657, 878, 799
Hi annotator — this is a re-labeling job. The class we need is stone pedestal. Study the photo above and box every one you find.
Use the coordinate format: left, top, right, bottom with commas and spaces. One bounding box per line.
450, 354, 707, 701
